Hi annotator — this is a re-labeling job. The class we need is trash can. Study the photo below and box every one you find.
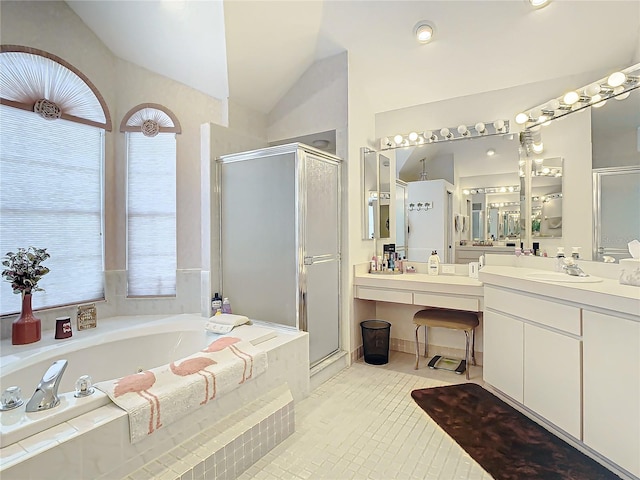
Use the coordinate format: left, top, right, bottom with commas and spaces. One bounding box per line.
360, 320, 391, 365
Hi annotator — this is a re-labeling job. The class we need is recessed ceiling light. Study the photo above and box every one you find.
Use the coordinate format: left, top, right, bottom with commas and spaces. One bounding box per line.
486, 149, 496, 156
528, 0, 551, 8
414, 22, 434, 44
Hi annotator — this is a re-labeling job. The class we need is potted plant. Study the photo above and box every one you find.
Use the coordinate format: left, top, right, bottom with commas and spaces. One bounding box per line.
2, 247, 50, 345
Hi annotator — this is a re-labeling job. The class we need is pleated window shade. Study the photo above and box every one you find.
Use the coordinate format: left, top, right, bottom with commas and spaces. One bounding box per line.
0, 105, 104, 315
126, 132, 177, 297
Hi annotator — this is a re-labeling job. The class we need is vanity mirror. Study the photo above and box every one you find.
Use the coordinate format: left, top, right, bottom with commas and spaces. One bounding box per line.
518, 64, 639, 259
361, 148, 392, 239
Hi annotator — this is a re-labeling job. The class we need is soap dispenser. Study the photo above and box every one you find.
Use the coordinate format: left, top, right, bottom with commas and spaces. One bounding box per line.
555, 247, 565, 272
428, 250, 440, 276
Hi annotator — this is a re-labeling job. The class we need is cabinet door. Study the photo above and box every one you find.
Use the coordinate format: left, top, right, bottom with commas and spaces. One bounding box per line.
483, 310, 523, 403
524, 324, 581, 439
583, 310, 640, 477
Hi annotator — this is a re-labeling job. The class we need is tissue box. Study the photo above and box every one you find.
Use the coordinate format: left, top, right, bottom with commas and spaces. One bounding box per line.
619, 259, 640, 287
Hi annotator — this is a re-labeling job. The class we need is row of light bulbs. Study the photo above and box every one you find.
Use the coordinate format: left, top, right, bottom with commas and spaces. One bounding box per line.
489, 201, 520, 208
515, 67, 639, 127
533, 193, 563, 202
462, 185, 520, 195
381, 120, 509, 149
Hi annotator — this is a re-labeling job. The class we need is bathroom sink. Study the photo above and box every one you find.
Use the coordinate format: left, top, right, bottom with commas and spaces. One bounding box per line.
525, 271, 603, 283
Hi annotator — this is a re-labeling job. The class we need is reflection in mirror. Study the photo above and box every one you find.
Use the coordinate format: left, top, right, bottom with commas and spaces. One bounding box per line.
395, 180, 407, 256
362, 149, 378, 239
531, 157, 563, 238
361, 148, 391, 239
396, 134, 520, 258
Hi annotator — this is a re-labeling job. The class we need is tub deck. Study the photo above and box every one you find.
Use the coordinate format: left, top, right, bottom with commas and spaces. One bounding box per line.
0, 315, 309, 479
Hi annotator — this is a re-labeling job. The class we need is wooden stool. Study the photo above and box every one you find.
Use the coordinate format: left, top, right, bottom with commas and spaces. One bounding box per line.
413, 308, 479, 380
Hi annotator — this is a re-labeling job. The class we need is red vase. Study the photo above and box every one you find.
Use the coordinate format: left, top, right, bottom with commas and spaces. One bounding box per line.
12, 292, 41, 345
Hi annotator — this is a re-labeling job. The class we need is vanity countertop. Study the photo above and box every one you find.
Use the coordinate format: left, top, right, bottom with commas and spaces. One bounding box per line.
354, 271, 483, 295
480, 265, 640, 317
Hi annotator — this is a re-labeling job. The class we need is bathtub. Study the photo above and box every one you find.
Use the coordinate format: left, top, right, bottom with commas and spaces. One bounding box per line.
0, 314, 310, 479
0, 314, 209, 448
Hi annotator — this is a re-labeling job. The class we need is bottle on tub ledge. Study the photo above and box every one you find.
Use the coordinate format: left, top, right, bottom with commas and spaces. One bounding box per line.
428, 250, 440, 276
222, 297, 232, 314
211, 292, 223, 315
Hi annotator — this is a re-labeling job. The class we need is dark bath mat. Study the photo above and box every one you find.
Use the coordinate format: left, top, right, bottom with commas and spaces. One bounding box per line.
411, 383, 621, 480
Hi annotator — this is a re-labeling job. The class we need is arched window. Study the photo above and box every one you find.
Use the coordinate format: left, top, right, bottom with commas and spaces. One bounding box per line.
0, 45, 110, 314
121, 104, 181, 297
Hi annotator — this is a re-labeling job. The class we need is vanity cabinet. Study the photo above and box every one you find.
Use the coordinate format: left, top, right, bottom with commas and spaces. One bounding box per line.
483, 310, 523, 402
583, 310, 640, 477
483, 286, 582, 439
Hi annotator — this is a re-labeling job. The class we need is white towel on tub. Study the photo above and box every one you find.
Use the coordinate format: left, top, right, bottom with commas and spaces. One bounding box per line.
95, 337, 267, 444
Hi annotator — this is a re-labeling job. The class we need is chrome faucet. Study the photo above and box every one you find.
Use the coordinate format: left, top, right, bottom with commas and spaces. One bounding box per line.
25, 359, 68, 412
562, 263, 588, 277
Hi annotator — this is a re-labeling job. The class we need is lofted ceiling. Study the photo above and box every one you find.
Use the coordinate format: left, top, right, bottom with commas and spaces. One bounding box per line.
66, 0, 640, 116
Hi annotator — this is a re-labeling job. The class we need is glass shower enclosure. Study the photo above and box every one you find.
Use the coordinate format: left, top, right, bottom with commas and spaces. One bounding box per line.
217, 143, 342, 366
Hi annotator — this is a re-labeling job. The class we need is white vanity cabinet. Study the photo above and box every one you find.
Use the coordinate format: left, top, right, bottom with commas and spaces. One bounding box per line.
583, 310, 640, 477
483, 310, 523, 402
483, 286, 582, 439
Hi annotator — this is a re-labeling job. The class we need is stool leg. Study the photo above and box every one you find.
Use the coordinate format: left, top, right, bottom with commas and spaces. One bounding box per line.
423, 325, 428, 358
471, 328, 477, 366
414, 325, 420, 370
464, 330, 471, 380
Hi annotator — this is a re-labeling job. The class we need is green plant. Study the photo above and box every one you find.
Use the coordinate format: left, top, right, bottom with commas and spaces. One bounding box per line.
1, 247, 50, 294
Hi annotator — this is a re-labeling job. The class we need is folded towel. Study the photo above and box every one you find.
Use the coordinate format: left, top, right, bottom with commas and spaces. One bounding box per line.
95, 337, 267, 443
205, 313, 250, 334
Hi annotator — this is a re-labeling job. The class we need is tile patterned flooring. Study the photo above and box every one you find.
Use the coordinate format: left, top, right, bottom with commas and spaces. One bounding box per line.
238, 351, 492, 480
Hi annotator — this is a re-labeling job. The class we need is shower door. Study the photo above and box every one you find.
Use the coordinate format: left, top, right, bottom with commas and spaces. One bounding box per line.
300, 150, 341, 366
593, 167, 640, 261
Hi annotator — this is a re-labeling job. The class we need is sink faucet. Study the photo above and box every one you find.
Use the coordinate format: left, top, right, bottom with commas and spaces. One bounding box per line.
562, 262, 588, 277
25, 359, 68, 412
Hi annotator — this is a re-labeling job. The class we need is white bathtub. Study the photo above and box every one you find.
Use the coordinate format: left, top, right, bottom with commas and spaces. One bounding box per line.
0, 314, 209, 448
0, 313, 310, 480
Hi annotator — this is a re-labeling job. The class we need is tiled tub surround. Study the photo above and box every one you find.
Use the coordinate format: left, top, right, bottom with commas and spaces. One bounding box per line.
0, 317, 310, 479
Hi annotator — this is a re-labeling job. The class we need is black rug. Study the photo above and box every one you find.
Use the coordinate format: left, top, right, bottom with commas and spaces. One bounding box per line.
411, 383, 620, 480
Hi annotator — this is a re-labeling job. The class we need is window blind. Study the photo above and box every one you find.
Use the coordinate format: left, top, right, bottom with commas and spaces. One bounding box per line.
126, 132, 176, 296
0, 105, 104, 315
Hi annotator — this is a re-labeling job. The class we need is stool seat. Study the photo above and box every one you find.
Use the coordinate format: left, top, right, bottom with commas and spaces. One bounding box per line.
413, 309, 479, 330
413, 308, 480, 379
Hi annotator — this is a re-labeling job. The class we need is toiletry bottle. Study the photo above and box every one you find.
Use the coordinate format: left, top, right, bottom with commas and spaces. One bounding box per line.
222, 297, 232, 314
388, 254, 395, 271
428, 250, 440, 276
571, 247, 581, 260
211, 292, 223, 315
396, 256, 403, 273
555, 247, 565, 272
370, 255, 376, 273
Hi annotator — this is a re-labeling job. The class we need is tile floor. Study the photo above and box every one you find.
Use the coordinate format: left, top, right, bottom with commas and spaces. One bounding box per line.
237, 351, 492, 480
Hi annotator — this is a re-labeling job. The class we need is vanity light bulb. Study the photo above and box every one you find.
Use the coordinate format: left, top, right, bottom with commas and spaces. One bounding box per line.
532, 143, 544, 154
475, 122, 486, 134
457, 125, 468, 135
542, 167, 550, 175
499, 187, 507, 193
607, 71, 626, 87
563, 91, 579, 105
463, 189, 470, 195
585, 83, 601, 97
393, 134, 404, 145
548, 99, 561, 111
508, 186, 515, 192
493, 120, 505, 131
515, 113, 529, 125
615, 91, 630, 101
440, 128, 451, 138
382, 137, 391, 147
408, 131, 419, 142
534, 157, 544, 164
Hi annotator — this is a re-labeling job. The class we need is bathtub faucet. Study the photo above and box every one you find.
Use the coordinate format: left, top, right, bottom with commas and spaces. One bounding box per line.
25, 359, 68, 412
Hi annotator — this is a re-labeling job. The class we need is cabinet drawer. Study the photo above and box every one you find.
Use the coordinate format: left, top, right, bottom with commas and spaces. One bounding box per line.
413, 292, 479, 311
355, 286, 412, 304
485, 286, 581, 335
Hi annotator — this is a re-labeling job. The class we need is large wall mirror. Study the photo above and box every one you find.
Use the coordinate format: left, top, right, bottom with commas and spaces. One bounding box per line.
361, 148, 392, 239
518, 64, 639, 259
396, 134, 521, 257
